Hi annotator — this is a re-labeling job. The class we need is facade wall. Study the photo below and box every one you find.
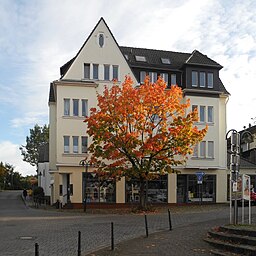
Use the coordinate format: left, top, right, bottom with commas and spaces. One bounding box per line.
49, 18, 229, 206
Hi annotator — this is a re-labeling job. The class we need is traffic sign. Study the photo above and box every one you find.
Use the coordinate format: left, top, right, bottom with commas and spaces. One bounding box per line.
195, 171, 205, 184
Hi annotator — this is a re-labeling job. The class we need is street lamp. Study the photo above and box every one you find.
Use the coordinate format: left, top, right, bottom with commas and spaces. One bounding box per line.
79, 158, 90, 212
226, 129, 253, 224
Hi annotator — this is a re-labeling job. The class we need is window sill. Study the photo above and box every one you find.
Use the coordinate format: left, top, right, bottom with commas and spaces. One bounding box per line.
62, 153, 88, 157
62, 116, 87, 120
191, 157, 215, 160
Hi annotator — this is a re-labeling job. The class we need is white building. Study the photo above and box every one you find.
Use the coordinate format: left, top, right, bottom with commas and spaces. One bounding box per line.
49, 18, 229, 207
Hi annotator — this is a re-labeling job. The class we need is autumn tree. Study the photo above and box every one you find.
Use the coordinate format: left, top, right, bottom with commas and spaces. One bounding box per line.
20, 124, 49, 168
85, 76, 207, 209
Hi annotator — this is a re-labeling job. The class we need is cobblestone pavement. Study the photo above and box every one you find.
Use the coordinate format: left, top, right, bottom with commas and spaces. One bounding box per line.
0, 191, 255, 256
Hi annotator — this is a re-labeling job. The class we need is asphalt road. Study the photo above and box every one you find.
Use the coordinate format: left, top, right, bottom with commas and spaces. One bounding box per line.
0, 190, 251, 256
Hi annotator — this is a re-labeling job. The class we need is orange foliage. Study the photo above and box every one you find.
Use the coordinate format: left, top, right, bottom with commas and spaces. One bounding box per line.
84, 76, 207, 180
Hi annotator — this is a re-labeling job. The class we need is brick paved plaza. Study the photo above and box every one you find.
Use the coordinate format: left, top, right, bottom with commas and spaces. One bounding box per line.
0, 190, 255, 256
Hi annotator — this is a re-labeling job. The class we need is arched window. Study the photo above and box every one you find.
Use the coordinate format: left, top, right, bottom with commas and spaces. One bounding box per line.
99, 34, 104, 47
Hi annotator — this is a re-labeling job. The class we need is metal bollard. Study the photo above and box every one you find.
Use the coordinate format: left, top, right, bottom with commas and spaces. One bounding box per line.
78, 231, 81, 256
111, 222, 114, 250
35, 243, 39, 256
144, 214, 149, 237
168, 209, 172, 230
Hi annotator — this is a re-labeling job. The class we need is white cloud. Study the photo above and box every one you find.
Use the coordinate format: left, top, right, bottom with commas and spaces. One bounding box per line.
11, 111, 48, 128
0, 141, 36, 176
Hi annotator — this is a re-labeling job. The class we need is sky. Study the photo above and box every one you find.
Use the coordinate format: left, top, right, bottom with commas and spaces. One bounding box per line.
0, 0, 256, 176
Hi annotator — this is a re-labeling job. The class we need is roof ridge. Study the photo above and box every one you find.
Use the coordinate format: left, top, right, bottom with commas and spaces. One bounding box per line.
120, 46, 191, 55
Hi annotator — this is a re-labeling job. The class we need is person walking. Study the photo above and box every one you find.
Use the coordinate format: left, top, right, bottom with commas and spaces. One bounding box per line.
22, 189, 27, 200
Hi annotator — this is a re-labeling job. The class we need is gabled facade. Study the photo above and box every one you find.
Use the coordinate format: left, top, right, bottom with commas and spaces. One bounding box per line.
49, 18, 229, 207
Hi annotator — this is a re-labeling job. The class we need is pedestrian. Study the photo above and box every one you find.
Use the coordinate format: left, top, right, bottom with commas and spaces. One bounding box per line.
23, 189, 27, 200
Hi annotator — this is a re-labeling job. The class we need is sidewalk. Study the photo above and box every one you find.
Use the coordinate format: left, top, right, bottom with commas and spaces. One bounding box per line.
85, 215, 229, 256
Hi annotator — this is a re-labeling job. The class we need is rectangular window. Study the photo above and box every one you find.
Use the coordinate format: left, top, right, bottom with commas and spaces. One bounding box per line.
82, 99, 88, 117
93, 64, 99, 79
113, 65, 119, 80
140, 71, 146, 84
64, 136, 70, 153
149, 72, 157, 83
200, 72, 206, 87
192, 71, 198, 87
73, 99, 79, 116
82, 136, 88, 153
84, 64, 90, 79
192, 105, 197, 112
200, 106, 205, 122
171, 74, 176, 85
208, 106, 213, 123
73, 136, 79, 153
104, 64, 110, 80
208, 73, 213, 88
208, 141, 214, 158
64, 99, 70, 116
161, 73, 168, 85
193, 144, 198, 157
200, 141, 206, 157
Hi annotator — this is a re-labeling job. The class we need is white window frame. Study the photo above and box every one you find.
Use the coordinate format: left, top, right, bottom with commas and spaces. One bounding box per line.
207, 72, 213, 88
93, 64, 99, 80
199, 106, 206, 122
161, 73, 168, 85
82, 99, 88, 117
149, 72, 157, 83
104, 64, 110, 81
140, 71, 146, 84
207, 106, 214, 123
73, 99, 79, 116
193, 144, 198, 157
192, 71, 198, 87
113, 65, 119, 80
171, 74, 176, 85
84, 63, 90, 79
73, 136, 79, 153
208, 141, 214, 158
64, 136, 70, 153
200, 72, 206, 87
64, 99, 70, 116
200, 141, 206, 158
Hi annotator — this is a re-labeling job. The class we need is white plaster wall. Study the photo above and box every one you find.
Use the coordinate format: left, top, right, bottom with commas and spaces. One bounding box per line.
63, 19, 137, 83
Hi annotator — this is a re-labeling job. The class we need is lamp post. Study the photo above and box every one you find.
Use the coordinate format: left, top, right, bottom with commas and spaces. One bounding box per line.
226, 129, 253, 224
79, 158, 90, 212
226, 129, 240, 224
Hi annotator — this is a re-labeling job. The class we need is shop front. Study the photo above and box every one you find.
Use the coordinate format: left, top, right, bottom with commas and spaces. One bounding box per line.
177, 174, 216, 203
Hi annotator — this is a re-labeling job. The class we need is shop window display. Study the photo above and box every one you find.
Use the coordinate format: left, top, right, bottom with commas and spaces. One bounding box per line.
83, 173, 116, 203
126, 175, 168, 203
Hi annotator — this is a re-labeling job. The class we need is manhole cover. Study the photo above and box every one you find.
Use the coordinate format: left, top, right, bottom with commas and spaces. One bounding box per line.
19, 236, 33, 240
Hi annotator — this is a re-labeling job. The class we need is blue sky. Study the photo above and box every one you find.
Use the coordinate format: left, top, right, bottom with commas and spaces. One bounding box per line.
1, 0, 256, 176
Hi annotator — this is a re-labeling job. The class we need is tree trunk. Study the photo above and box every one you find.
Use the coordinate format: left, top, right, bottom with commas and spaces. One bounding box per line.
139, 179, 147, 210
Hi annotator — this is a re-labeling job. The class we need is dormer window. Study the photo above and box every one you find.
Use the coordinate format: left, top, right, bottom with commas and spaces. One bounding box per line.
161, 58, 171, 64
135, 55, 146, 62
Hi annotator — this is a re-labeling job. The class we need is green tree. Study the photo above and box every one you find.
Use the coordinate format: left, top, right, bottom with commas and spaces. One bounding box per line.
20, 124, 49, 167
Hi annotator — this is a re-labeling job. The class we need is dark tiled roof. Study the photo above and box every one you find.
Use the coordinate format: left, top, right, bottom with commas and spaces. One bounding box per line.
217, 77, 230, 95
38, 143, 49, 163
120, 47, 223, 70
49, 83, 56, 103
185, 50, 222, 68
60, 57, 75, 77
120, 46, 190, 70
